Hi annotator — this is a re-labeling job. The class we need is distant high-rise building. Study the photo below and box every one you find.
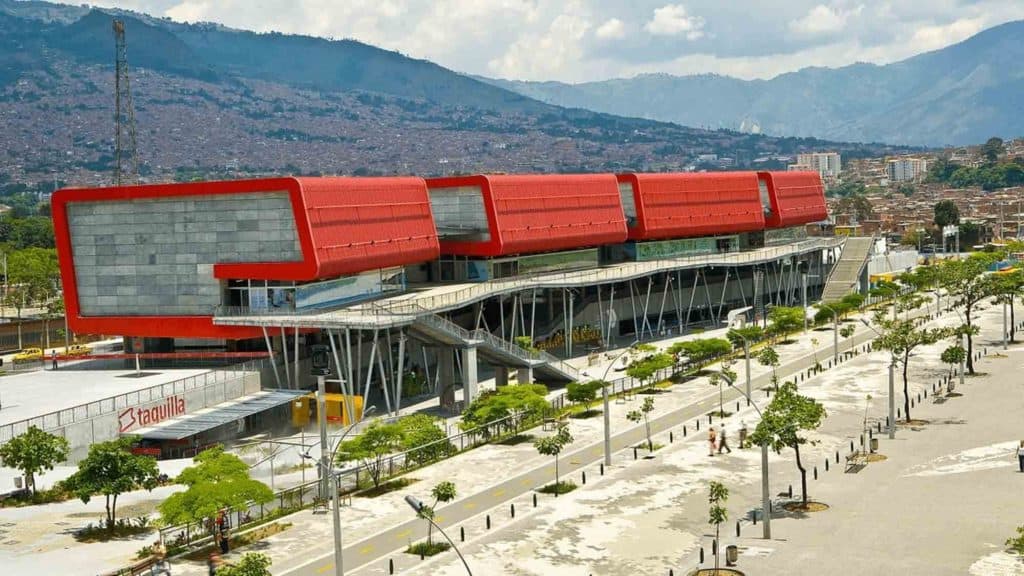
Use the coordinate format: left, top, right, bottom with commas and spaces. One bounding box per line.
790, 152, 841, 178
886, 158, 929, 182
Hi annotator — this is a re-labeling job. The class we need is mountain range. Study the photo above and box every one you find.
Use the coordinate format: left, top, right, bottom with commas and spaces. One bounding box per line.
0, 0, 913, 187
485, 20, 1024, 148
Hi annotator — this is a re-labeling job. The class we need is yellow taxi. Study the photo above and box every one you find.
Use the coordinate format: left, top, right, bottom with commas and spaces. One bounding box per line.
13, 347, 44, 362
65, 344, 92, 357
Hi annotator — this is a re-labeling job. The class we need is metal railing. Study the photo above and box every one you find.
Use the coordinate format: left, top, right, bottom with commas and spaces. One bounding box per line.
0, 359, 267, 445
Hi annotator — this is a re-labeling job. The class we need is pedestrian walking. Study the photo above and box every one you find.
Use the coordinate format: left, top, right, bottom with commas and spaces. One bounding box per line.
218, 525, 230, 555
739, 419, 748, 449
718, 423, 732, 454
1018, 440, 1024, 473
708, 426, 717, 456
207, 551, 223, 576
150, 539, 171, 575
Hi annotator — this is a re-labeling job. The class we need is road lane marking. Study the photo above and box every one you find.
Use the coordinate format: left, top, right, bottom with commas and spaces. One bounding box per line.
359, 545, 374, 555
463, 502, 477, 510
394, 529, 411, 540
316, 564, 334, 574
493, 489, 506, 498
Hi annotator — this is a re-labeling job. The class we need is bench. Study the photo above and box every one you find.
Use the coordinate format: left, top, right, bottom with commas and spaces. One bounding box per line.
845, 451, 868, 472
312, 497, 329, 514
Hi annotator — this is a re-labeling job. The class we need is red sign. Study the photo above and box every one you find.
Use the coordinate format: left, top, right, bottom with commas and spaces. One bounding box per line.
131, 447, 161, 456
119, 396, 186, 433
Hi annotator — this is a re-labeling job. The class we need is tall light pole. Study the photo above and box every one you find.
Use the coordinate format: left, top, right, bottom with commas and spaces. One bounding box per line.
860, 319, 896, 439
721, 374, 770, 540
582, 339, 638, 467
1002, 296, 1008, 350
405, 495, 473, 575
818, 303, 840, 365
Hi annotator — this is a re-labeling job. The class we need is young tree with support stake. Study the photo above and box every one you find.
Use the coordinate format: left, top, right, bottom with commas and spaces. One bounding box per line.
411, 480, 456, 554
0, 425, 69, 494
534, 426, 574, 494
756, 346, 780, 388
991, 269, 1024, 343
749, 381, 826, 507
940, 255, 998, 374
627, 397, 656, 452
940, 344, 966, 390
708, 481, 729, 575
874, 319, 950, 422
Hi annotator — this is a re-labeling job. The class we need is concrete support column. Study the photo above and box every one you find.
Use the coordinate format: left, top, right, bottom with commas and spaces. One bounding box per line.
461, 346, 479, 405
517, 366, 533, 384
438, 347, 456, 410
495, 366, 510, 387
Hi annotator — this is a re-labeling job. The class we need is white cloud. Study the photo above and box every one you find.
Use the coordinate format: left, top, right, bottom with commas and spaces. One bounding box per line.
644, 4, 705, 39
595, 17, 626, 39
789, 3, 864, 36
487, 1, 592, 80
910, 16, 987, 51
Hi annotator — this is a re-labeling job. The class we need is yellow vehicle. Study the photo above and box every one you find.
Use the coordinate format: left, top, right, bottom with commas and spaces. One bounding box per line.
13, 348, 44, 362
65, 344, 92, 357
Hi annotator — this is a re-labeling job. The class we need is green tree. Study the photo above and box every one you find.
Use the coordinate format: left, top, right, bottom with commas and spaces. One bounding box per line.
459, 384, 550, 432
669, 338, 732, 368
1007, 525, 1024, 556
157, 446, 273, 527
419, 480, 457, 548
0, 425, 69, 493
875, 319, 950, 422
218, 552, 272, 576
981, 137, 1005, 163
4, 247, 60, 326
534, 426, 573, 493
626, 397, 656, 452
940, 255, 998, 373
749, 381, 826, 506
940, 345, 966, 384
767, 306, 804, 341
566, 381, 603, 414
626, 352, 674, 391
933, 200, 960, 228
926, 158, 962, 183
896, 183, 915, 197
840, 324, 856, 354
834, 192, 874, 222
990, 269, 1023, 342
335, 421, 405, 489
756, 346, 780, 387
708, 481, 729, 574
65, 436, 159, 530
726, 325, 764, 349
398, 414, 453, 466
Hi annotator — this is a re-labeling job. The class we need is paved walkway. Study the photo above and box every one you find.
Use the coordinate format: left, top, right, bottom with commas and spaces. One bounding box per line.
388, 300, 1024, 575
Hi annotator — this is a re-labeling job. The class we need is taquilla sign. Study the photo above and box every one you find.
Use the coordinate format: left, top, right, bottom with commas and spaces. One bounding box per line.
118, 395, 186, 433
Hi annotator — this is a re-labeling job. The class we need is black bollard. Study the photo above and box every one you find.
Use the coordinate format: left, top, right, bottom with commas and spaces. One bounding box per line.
736, 401, 740, 412
421, 551, 425, 560
684, 425, 687, 436
835, 451, 839, 463
700, 547, 704, 564
461, 526, 465, 541
670, 431, 674, 444
825, 458, 829, 472
877, 422, 882, 433
533, 493, 537, 507
390, 559, 395, 575
582, 471, 586, 485
712, 539, 717, 556
753, 511, 757, 525
709, 414, 713, 424
736, 521, 741, 537
511, 503, 515, 518
634, 447, 638, 460
788, 485, 793, 498
850, 440, 855, 452
486, 514, 491, 529
600, 463, 604, 476
814, 466, 818, 480
697, 420, 701, 431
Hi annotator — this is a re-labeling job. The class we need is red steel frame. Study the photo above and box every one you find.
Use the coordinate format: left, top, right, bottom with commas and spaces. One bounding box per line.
758, 171, 828, 228
427, 174, 627, 257
617, 172, 766, 241
53, 177, 438, 339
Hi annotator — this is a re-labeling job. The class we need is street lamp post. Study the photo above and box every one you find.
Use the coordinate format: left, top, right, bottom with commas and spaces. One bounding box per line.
582, 339, 639, 467
860, 319, 896, 439
405, 495, 473, 575
720, 373, 770, 540
819, 303, 840, 365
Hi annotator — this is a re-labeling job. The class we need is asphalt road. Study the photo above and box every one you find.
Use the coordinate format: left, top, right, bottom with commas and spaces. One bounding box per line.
282, 321, 893, 576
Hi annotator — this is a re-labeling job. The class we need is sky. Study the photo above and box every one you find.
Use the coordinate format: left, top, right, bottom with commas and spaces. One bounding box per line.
68, 0, 1024, 83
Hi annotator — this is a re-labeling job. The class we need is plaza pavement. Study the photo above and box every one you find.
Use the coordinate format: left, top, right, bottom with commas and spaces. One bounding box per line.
390, 300, 1024, 576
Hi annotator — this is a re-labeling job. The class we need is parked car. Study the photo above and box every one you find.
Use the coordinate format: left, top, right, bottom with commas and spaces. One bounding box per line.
64, 344, 92, 357
13, 348, 43, 362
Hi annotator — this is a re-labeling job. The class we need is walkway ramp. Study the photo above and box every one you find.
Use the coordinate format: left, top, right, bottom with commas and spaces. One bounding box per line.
410, 312, 579, 382
821, 236, 875, 302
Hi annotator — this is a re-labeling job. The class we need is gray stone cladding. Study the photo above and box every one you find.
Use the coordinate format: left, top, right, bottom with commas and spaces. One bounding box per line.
67, 192, 302, 316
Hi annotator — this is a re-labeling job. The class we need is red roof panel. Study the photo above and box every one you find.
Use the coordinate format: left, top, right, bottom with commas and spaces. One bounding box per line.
618, 172, 766, 240
427, 174, 627, 257
758, 171, 828, 228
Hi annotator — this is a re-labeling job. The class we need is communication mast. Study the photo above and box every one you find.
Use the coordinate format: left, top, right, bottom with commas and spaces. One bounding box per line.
112, 19, 139, 186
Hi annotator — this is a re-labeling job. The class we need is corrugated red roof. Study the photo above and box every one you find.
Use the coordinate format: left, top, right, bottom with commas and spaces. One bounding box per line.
759, 171, 828, 228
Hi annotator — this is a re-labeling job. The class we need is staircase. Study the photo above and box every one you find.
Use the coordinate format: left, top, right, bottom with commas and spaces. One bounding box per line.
410, 311, 580, 382
821, 236, 875, 302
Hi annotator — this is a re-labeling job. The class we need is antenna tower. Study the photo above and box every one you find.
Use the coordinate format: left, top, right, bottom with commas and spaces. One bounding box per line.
113, 19, 139, 186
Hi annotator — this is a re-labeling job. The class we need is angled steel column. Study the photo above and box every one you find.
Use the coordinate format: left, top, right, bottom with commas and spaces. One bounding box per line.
280, 326, 291, 388
261, 326, 282, 388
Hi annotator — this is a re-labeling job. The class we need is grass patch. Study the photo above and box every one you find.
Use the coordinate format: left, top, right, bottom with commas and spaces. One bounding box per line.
75, 518, 155, 543
406, 541, 451, 557
0, 486, 71, 508
537, 481, 577, 495
496, 433, 536, 445
708, 410, 732, 418
356, 477, 418, 498
632, 442, 665, 451
570, 409, 602, 419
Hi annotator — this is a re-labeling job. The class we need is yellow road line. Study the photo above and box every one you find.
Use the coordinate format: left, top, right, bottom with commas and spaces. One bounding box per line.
394, 529, 411, 540
316, 564, 334, 574
463, 502, 477, 510
493, 489, 506, 498
434, 515, 444, 523
359, 545, 374, 555
520, 478, 532, 486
